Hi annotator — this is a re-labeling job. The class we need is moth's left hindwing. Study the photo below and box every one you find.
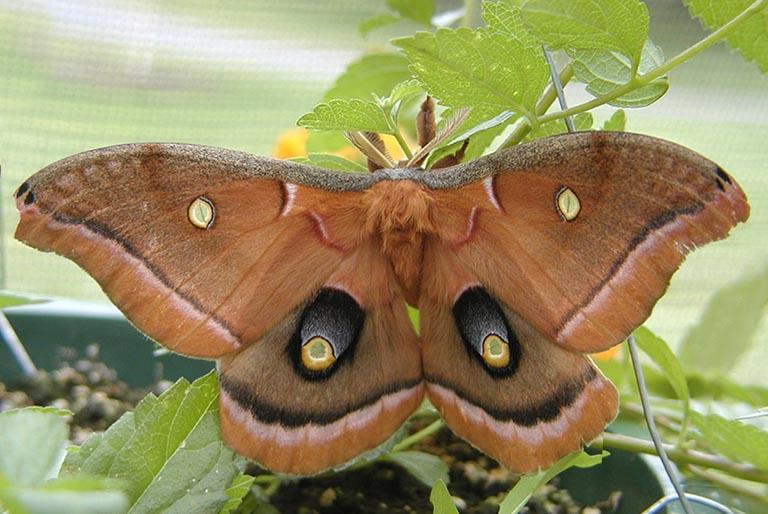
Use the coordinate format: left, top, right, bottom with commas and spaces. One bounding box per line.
218, 242, 423, 474
419, 239, 618, 473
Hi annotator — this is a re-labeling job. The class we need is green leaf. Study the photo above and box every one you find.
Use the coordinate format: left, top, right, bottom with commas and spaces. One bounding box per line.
687, 372, 768, 406
358, 13, 401, 37
0, 408, 128, 514
498, 451, 608, 514
633, 327, 690, 422
0, 407, 70, 487
1, 479, 129, 514
601, 109, 626, 131
323, 53, 411, 101
428, 108, 516, 165
684, 0, 768, 73
382, 79, 424, 107
298, 99, 392, 133
62, 372, 239, 514
483, 1, 536, 46
0, 292, 46, 309
518, 0, 650, 69
291, 153, 367, 172
393, 28, 549, 119
387, 0, 434, 26
690, 411, 768, 470
678, 266, 768, 374
382, 451, 449, 488
219, 474, 255, 514
429, 479, 459, 514
570, 38, 668, 107
522, 112, 592, 142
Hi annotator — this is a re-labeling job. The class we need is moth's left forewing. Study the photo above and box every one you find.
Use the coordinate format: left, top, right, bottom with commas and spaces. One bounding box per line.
14, 144, 368, 358
428, 132, 749, 353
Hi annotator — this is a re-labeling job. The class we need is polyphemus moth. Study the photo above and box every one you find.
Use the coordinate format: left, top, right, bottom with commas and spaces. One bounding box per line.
14, 130, 749, 475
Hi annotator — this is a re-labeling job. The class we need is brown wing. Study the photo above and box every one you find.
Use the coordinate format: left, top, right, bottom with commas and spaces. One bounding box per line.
218, 241, 423, 475
428, 132, 749, 352
419, 239, 617, 473
14, 143, 369, 357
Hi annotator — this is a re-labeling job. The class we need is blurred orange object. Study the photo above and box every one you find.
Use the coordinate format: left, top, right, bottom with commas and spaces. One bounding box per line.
272, 127, 309, 158
592, 345, 622, 361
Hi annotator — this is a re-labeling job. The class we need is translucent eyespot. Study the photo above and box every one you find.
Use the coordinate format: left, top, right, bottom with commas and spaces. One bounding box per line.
482, 334, 510, 368
301, 336, 336, 371
188, 196, 215, 229
556, 186, 580, 221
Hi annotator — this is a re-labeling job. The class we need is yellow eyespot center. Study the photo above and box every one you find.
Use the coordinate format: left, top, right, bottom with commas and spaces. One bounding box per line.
301, 336, 336, 371
556, 186, 580, 221
482, 334, 510, 368
188, 196, 215, 229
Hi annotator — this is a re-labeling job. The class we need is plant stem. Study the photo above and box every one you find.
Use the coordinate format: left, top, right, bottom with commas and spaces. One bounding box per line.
391, 419, 444, 452
595, 433, 768, 483
537, 0, 768, 125
392, 129, 413, 159
501, 64, 574, 148
462, 0, 480, 28
688, 465, 768, 503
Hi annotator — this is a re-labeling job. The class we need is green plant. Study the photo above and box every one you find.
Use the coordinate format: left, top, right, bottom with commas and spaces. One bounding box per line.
3, 0, 767, 513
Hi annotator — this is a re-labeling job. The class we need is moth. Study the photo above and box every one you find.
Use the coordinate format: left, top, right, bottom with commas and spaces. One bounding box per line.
14, 130, 749, 475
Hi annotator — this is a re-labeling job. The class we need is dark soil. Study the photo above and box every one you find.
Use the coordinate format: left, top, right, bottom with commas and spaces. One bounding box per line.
0, 346, 620, 513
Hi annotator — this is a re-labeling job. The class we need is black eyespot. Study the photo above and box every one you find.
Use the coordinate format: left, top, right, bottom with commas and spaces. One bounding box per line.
452, 286, 520, 378
715, 166, 732, 185
24, 190, 36, 205
15, 182, 30, 199
287, 287, 365, 381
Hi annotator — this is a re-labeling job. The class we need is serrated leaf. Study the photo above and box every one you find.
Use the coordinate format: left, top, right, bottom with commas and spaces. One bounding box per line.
679, 267, 768, 374
383, 79, 424, 107
429, 479, 459, 514
428, 108, 518, 165
601, 109, 626, 131
523, 112, 592, 142
387, 0, 434, 26
684, 0, 768, 73
382, 451, 449, 488
483, 1, 536, 46
323, 53, 411, 101
0, 407, 70, 487
62, 372, 239, 514
219, 474, 255, 514
570, 38, 668, 107
518, 0, 649, 68
298, 99, 392, 133
690, 411, 768, 470
290, 153, 366, 172
633, 327, 690, 422
393, 28, 549, 118
0, 292, 46, 309
358, 13, 401, 37
498, 451, 608, 514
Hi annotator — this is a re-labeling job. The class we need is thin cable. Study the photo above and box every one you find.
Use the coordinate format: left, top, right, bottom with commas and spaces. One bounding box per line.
543, 48, 701, 514
0, 311, 37, 378
542, 47, 575, 133
628, 335, 695, 514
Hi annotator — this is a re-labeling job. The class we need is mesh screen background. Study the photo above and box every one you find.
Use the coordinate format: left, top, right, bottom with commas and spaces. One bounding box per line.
1, 1, 767, 381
